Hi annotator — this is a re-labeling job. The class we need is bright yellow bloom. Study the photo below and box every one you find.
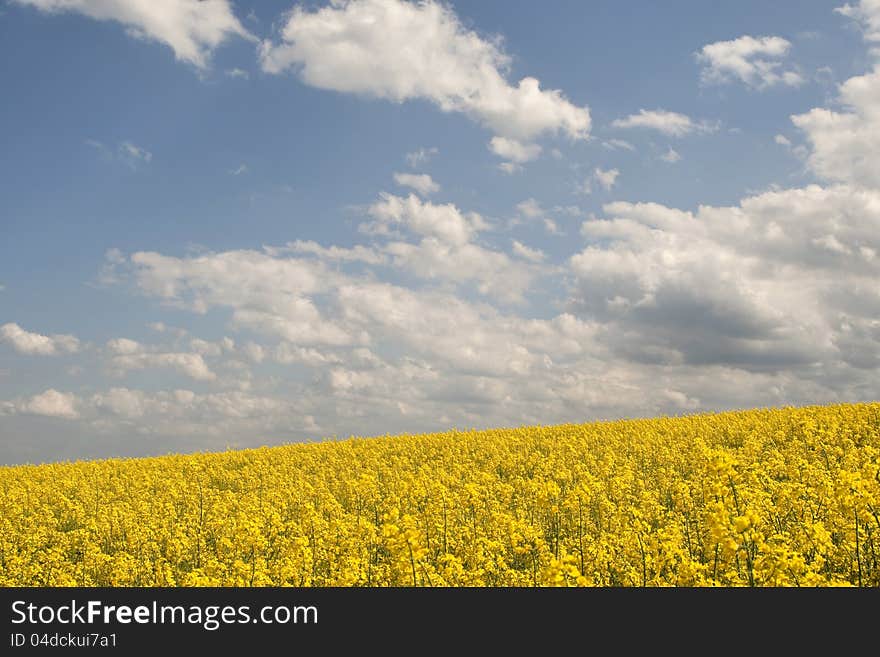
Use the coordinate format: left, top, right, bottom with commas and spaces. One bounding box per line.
0, 402, 877, 586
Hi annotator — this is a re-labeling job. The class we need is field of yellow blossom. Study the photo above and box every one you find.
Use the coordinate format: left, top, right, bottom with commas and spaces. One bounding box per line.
1, 403, 878, 586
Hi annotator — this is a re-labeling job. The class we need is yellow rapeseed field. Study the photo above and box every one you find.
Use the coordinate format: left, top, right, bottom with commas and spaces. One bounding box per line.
1, 403, 878, 586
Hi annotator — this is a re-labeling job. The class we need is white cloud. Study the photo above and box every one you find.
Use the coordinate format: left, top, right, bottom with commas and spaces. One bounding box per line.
271, 240, 387, 265
275, 344, 342, 367
383, 238, 533, 303
190, 337, 234, 357
594, 167, 620, 191
512, 240, 545, 263
611, 109, 716, 137
229, 164, 248, 176
103, 337, 223, 382
836, 1, 880, 44
774, 134, 792, 146
107, 338, 142, 355
393, 172, 440, 196
13, 0, 254, 69
129, 249, 354, 346
405, 147, 439, 168
225, 67, 249, 79
359, 192, 533, 301
792, 53, 880, 186
0, 323, 80, 356
497, 162, 522, 175
489, 136, 542, 163
515, 200, 560, 234
602, 138, 636, 151
2, 389, 80, 419
335, 282, 601, 377
27, 389, 80, 419
242, 342, 265, 364
516, 198, 544, 219
258, 0, 590, 146
660, 147, 681, 163
110, 351, 217, 382
570, 185, 880, 372
147, 322, 187, 338
543, 218, 562, 235
69, 387, 302, 433
696, 35, 804, 89
365, 193, 487, 246
92, 387, 146, 419
25, 176, 879, 457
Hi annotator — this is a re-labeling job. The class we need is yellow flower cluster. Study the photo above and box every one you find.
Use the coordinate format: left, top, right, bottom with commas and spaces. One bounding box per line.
1, 403, 878, 586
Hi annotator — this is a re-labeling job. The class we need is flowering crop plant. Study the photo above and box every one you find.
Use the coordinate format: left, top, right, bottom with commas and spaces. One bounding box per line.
1, 403, 877, 587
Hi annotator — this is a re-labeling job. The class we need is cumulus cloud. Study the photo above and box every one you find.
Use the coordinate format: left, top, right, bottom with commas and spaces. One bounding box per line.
129, 248, 355, 346
696, 35, 804, 89
611, 109, 716, 137
104, 337, 225, 381
275, 344, 342, 367
23, 387, 302, 437
383, 238, 533, 303
11, 183, 880, 457
579, 168, 620, 195
543, 218, 562, 235
258, 0, 590, 151
334, 282, 601, 377
269, 240, 387, 265
393, 172, 440, 196
92, 387, 147, 419
364, 193, 488, 246
836, 1, 880, 45
792, 30, 880, 186
121, 353, 215, 381
190, 337, 234, 357
594, 167, 620, 191
242, 342, 265, 363
517, 198, 544, 219
12, 0, 254, 69
489, 136, 542, 164
511, 240, 545, 263
514, 200, 561, 234
12, 4, 880, 465
107, 338, 142, 355
569, 185, 880, 372
1, 389, 80, 419
1, 323, 80, 356
359, 192, 535, 302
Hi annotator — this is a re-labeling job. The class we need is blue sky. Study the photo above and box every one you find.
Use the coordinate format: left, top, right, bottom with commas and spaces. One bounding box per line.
2, 0, 879, 464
